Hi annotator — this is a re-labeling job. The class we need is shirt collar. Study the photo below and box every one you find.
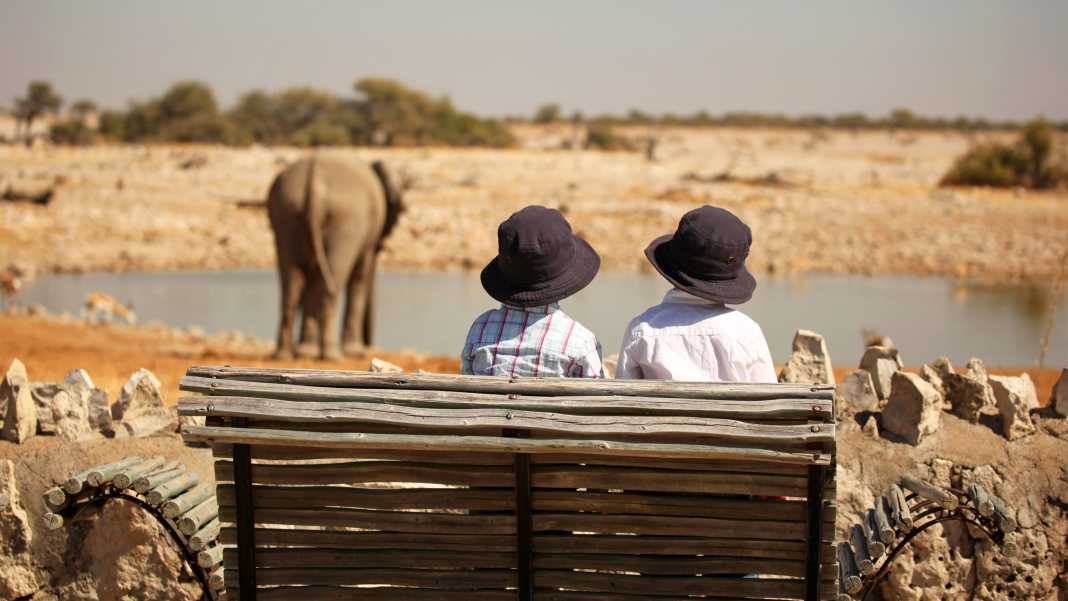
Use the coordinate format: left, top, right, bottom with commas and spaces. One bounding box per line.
502, 302, 560, 314
662, 288, 726, 307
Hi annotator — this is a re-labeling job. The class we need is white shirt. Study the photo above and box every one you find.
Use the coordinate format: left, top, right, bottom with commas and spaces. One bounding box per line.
616, 288, 776, 382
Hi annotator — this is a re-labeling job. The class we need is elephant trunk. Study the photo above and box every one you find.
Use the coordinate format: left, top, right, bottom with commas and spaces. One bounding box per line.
305, 157, 337, 296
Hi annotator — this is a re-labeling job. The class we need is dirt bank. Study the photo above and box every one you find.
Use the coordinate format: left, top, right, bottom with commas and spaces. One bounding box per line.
1, 127, 1065, 281
0, 313, 1059, 407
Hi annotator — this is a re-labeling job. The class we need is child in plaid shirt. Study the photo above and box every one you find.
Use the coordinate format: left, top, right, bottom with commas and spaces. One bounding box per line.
461, 206, 604, 378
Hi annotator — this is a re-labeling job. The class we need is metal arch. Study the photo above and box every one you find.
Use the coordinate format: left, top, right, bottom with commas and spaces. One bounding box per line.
63, 489, 214, 601
858, 508, 1000, 601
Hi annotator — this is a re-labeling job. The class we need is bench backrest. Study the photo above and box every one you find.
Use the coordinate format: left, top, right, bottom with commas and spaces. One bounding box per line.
180, 365, 837, 601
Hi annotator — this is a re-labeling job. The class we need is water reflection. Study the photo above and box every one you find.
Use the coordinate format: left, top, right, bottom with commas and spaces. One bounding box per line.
15, 270, 1068, 367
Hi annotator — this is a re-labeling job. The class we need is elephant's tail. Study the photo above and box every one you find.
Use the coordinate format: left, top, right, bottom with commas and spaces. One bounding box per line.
305, 157, 337, 296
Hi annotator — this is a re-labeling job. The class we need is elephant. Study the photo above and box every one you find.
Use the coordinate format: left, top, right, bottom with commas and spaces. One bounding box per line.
266, 156, 405, 360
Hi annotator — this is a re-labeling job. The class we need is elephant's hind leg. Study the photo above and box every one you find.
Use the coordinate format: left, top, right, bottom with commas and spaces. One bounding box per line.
342, 252, 377, 356
274, 259, 305, 360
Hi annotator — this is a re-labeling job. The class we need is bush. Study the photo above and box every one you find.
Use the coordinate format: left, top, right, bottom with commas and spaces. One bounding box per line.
290, 120, 351, 146
941, 119, 1066, 189
159, 113, 249, 145
533, 103, 561, 124
585, 121, 634, 151
49, 120, 95, 145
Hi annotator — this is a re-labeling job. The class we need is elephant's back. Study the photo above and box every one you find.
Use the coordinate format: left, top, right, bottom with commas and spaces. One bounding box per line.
267, 157, 384, 214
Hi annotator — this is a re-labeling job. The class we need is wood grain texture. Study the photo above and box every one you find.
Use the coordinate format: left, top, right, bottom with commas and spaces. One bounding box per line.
223, 567, 516, 588
214, 459, 513, 487
217, 484, 514, 511
227, 586, 515, 600
179, 376, 833, 420
225, 548, 515, 569
179, 396, 834, 446
220, 527, 515, 552
219, 506, 516, 534
187, 426, 831, 465
184, 365, 834, 400
532, 465, 808, 497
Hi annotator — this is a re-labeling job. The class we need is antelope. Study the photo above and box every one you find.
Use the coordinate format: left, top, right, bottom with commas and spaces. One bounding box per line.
84, 292, 137, 324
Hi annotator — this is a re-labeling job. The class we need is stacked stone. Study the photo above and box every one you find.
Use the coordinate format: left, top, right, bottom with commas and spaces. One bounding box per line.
1, 360, 176, 445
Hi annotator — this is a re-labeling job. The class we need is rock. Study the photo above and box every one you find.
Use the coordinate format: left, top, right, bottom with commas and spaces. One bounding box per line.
50, 500, 201, 601
919, 363, 946, 399
859, 345, 901, 399
989, 374, 1038, 440
861, 414, 879, 438
112, 369, 172, 437
0, 460, 39, 599
370, 358, 403, 373
947, 374, 993, 424
1, 359, 36, 443
778, 329, 835, 385
835, 370, 879, 412
1051, 368, 1067, 417
29, 381, 94, 441
881, 372, 941, 445
63, 368, 113, 436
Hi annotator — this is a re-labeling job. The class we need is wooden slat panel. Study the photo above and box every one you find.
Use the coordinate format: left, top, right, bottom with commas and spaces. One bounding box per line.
220, 527, 515, 552
186, 426, 831, 465
533, 594, 784, 601
212, 444, 514, 465
533, 571, 804, 598
531, 454, 809, 475
533, 534, 808, 559
183, 366, 835, 400
231, 587, 515, 600
532, 466, 808, 497
225, 548, 515, 569
179, 378, 833, 420
217, 485, 514, 511
224, 567, 516, 588
214, 460, 514, 487
532, 490, 821, 522
533, 553, 805, 577
179, 396, 834, 446
219, 506, 516, 533
531, 513, 806, 539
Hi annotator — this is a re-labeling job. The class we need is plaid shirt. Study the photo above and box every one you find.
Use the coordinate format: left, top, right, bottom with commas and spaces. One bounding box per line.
461, 303, 604, 378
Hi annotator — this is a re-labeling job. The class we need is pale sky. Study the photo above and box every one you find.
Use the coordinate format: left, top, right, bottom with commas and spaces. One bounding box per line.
2, 0, 1066, 120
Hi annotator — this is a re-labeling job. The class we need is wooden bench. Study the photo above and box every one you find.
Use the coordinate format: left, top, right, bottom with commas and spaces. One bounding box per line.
178, 365, 838, 601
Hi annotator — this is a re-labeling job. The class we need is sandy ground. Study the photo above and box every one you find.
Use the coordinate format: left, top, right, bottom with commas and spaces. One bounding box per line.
1, 126, 1066, 281
0, 313, 1058, 407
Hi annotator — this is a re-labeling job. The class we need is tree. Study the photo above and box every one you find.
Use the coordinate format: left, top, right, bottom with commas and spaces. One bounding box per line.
159, 81, 218, 122
533, 103, 561, 124
353, 78, 436, 145
14, 81, 63, 141
71, 99, 98, 120
228, 90, 281, 143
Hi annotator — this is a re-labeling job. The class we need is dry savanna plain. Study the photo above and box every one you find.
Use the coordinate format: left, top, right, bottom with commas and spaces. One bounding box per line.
1, 125, 1068, 600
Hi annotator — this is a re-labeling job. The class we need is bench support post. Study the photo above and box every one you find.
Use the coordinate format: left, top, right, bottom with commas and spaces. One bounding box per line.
233, 417, 257, 601
806, 464, 826, 601
505, 428, 533, 601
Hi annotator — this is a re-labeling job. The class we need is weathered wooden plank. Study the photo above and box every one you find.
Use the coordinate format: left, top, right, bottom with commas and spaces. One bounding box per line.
532, 553, 805, 577
225, 548, 515, 569
872, 496, 896, 545
533, 571, 805, 598
224, 567, 516, 588
891, 484, 913, 531
185, 426, 831, 465
219, 506, 516, 534
184, 366, 834, 399
530, 454, 809, 476
901, 476, 958, 509
212, 443, 514, 465
179, 377, 833, 420
179, 396, 834, 446
133, 466, 185, 495
162, 484, 214, 519
532, 512, 807, 539
220, 527, 515, 552
217, 484, 513, 511
533, 534, 809, 559
64, 457, 142, 494
179, 498, 219, 535
849, 524, 875, 576
112, 457, 166, 489
531, 490, 809, 521
188, 518, 221, 551
214, 459, 513, 487
533, 594, 788, 601
229, 586, 515, 600
532, 466, 808, 497
146, 472, 199, 506
197, 544, 224, 569
836, 542, 863, 594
